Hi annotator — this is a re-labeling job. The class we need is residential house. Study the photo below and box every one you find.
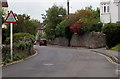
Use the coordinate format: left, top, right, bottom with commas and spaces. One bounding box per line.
36, 23, 44, 41
0, 0, 8, 45
100, 0, 120, 23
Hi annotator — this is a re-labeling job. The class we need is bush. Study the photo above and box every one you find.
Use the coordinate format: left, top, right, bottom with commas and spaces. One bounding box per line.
102, 23, 120, 48
89, 23, 103, 32
5, 33, 35, 49
111, 44, 120, 51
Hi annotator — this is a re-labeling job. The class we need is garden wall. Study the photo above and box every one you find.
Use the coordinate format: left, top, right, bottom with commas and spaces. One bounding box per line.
70, 32, 106, 48
52, 37, 69, 46
2, 45, 36, 64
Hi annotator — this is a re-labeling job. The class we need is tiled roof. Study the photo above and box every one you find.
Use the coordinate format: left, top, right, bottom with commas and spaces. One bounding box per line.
2, 2, 8, 7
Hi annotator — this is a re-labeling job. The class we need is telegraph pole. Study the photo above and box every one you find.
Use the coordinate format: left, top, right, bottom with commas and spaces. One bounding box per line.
67, 0, 69, 16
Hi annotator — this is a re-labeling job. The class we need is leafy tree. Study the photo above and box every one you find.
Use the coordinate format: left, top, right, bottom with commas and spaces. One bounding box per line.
42, 5, 66, 40
0, 9, 6, 24
2, 14, 40, 44
55, 20, 68, 37
85, 6, 100, 22
76, 10, 98, 32
70, 20, 84, 34
12, 14, 39, 35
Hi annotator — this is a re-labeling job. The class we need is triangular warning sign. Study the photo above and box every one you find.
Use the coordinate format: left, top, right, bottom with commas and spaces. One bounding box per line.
4, 11, 18, 23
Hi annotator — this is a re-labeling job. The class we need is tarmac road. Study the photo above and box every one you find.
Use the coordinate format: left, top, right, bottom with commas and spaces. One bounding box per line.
2, 45, 118, 77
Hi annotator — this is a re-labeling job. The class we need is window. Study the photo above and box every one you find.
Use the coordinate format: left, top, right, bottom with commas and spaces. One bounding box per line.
103, 4, 110, 13
107, 6, 109, 12
104, 5, 106, 13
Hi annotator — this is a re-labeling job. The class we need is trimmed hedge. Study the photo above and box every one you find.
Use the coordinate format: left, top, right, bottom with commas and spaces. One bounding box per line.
102, 23, 120, 48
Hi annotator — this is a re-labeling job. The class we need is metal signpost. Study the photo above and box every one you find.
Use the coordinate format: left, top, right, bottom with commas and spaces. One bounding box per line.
4, 11, 18, 61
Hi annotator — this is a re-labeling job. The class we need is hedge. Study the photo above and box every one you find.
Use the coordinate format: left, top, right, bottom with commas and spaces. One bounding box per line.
102, 23, 120, 48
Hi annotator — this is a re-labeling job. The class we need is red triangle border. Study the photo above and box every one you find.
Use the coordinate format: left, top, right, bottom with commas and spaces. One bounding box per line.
4, 11, 18, 23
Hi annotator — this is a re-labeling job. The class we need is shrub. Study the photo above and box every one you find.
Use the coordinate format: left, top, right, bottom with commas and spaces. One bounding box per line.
5, 33, 35, 49
89, 23, 103, 32
102, 23, 120, 48
111, 44, 120, 51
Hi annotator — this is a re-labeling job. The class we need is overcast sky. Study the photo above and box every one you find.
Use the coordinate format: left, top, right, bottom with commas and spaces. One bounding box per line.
7, 0, 101, 22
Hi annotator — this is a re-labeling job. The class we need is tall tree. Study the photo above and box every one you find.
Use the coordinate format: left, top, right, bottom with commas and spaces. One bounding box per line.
42, 5, 66, 40
12, 14, 39, 35
2, 14, 40, 44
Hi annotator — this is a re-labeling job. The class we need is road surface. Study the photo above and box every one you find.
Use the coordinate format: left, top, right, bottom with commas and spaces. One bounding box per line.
2, 45, 118, 77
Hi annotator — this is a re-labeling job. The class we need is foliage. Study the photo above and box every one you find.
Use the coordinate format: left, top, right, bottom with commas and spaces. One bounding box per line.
42, 5, 67, 40
85, 6, 100, 22
12, 14, 39, 35
77, 10, 96, 32
88, 22, 103, 32
70, 20, 84, 34
2, 14, 40, 44
0, 9, 8, 24
5, 33, 35, 49
67, 9, 100, 33
2, 28, 10, 44
111, 44, 120, 51
102, 23, 120, 48
55, 20, 68, 37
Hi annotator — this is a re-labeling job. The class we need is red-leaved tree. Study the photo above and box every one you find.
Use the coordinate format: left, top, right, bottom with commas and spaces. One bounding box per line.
70, 20, 84, 34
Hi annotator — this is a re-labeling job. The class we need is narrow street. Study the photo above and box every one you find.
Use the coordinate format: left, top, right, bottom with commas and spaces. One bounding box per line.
2, 45, 117, 77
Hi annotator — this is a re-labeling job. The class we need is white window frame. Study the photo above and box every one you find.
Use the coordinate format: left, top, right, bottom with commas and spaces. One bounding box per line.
102, 3, 110, 13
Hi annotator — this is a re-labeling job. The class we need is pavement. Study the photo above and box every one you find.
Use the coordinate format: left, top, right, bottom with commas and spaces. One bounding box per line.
90, 48, 119, 64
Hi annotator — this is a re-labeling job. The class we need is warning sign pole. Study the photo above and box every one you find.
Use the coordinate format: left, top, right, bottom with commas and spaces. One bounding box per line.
10, 23, 13, 61
4, 11, 18, 61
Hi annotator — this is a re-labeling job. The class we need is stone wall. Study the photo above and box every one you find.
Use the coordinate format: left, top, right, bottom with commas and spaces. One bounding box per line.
52, 37, 69, 46
70, 32, 106, 48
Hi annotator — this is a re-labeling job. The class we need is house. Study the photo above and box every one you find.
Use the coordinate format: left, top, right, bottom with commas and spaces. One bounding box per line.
100, 0, 120, 23
35, 23, 45, 41
0, 0, 8, 45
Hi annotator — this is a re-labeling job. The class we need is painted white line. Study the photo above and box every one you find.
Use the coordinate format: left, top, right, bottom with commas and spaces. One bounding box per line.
43, 64, 54, 66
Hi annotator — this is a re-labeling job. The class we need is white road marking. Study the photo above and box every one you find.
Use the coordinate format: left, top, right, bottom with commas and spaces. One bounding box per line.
43, 63, 54, 66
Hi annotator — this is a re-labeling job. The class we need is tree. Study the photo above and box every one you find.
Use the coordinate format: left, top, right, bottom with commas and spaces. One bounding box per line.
0, 9, 6, 24
42, 5, 67, 40
85, 6, 100, 22
70, 20, 84, 34
55, 20, 68, 37
7, 14, 39, 35
2, 14, 40, 44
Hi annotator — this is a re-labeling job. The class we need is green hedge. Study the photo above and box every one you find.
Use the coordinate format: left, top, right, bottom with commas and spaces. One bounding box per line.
2, 33, 35, 64
5, 33, 35, 49
111, 44, 120, 51
102, 23, 120, 48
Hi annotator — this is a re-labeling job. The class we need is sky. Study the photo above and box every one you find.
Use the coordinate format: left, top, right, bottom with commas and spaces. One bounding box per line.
7, 0, 101, 22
